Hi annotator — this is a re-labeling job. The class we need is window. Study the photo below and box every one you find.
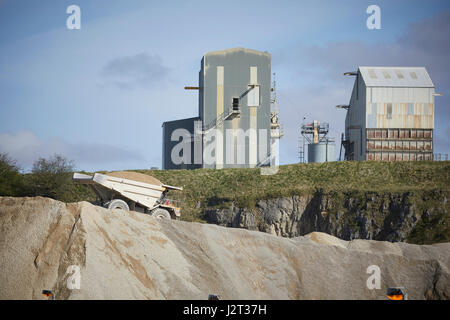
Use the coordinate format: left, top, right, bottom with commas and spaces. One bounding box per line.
393, 129, 398, 139
403, 129, 410, 139
375, 130, 382, 138
232, 97, 240, 111
389, 141, 395, 150
417, 130, 424, 138
409, 71, 418, 79
368, 69, 377, 78
417, 141, 424, 150
388, 129, 395, 138
382, 70, 391, 79
395, 70, 404, 79
403, 141, 410, 150
386, 103, 392, 119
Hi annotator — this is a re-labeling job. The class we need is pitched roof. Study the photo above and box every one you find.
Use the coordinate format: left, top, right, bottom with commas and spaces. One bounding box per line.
359, 67, 434, 88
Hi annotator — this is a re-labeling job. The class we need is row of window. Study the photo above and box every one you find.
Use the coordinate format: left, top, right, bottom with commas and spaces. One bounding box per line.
367, 140, 432, 151
367, 152, 433, 161
366, 129, 432, 139
368, 69, 418, 80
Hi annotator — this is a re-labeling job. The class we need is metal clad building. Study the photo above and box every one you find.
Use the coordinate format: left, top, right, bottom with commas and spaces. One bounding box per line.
162, 47, 272, 169
162, 117, 201, 170
343, 66, 435, 161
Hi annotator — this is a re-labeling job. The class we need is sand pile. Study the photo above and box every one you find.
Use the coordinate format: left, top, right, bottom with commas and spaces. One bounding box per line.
106, 171, 162, 186
0, 196, 449, 300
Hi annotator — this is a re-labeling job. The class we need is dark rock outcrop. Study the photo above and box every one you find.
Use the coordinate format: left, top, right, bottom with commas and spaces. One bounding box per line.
204, 191, 449, 243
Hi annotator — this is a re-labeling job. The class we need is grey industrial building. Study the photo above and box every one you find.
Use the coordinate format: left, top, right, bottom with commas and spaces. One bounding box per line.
162, 47, 282, 170
341, 66, 436, 161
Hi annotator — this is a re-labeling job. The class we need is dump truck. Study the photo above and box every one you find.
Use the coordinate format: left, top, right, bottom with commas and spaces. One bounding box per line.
73, 172, 183, 220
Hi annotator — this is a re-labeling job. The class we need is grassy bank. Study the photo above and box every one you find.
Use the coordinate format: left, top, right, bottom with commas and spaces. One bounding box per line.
2, 160, 449, 224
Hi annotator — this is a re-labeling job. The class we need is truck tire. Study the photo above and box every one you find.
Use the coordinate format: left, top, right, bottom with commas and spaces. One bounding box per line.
151, 208, 171, 220
106, 199, 130, 211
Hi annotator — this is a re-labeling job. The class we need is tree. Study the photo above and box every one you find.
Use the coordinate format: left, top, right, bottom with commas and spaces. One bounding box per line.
27, 154, 75, 201
0, 153, 23, 196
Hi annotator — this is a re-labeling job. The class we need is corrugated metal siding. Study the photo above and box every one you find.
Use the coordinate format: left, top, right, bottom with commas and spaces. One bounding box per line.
366, 98, 434, 129
370, 87, 433, 103
200, 47, 271, 168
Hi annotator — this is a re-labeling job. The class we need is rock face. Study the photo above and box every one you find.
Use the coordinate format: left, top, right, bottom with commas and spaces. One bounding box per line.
0, 196, 449, 300
204, 191, 449, 243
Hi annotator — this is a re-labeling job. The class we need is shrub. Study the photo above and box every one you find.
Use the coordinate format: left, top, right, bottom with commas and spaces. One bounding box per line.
0, 153, 23, 196
25, 154, 75, 202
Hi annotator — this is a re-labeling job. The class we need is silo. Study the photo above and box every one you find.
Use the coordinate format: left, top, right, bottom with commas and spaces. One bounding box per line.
308, 141, 335, 163
300, 120, 335, 163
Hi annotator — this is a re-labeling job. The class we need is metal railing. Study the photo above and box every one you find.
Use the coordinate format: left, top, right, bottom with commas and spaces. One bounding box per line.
202, 106, 240, 134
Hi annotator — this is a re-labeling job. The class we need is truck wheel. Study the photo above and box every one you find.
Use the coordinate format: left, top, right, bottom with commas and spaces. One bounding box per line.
151, 208, 171, 220
106, 199, 130, 211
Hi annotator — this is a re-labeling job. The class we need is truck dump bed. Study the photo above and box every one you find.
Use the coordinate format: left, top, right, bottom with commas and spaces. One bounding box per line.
73, 172, 182, 213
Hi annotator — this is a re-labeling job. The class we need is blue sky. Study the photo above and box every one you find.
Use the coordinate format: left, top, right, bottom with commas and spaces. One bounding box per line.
0, 0, 449, 171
